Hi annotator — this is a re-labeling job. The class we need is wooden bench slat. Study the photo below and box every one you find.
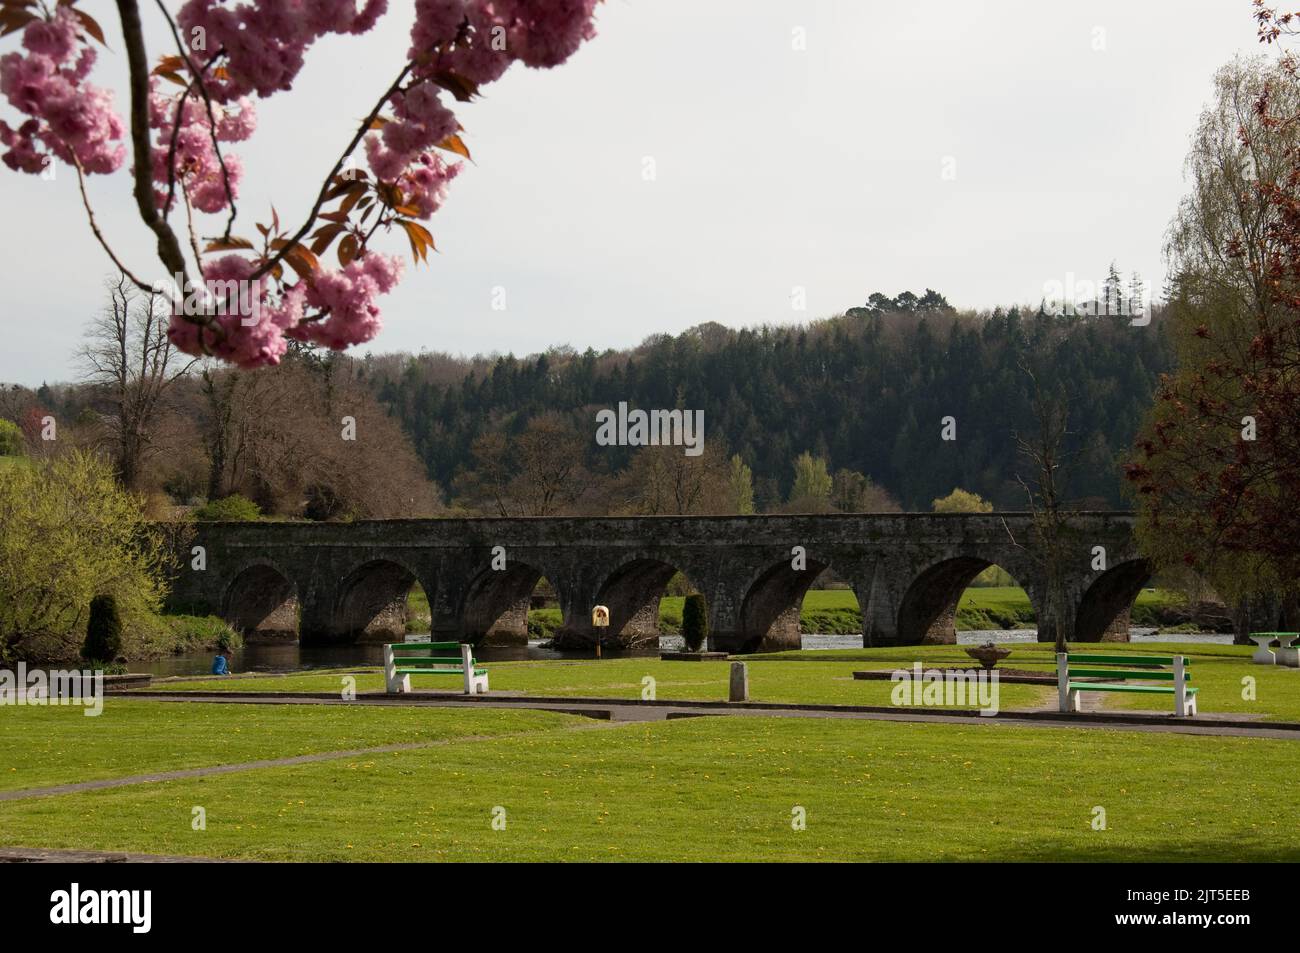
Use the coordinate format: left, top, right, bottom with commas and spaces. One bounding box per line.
394, 668, 488, 676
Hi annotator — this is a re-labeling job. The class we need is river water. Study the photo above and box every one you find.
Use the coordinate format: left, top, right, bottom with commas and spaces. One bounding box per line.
137, 627, 1234, 678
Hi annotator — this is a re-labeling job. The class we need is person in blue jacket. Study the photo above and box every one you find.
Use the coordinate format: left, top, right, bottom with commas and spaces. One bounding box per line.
211, 648, 231, 676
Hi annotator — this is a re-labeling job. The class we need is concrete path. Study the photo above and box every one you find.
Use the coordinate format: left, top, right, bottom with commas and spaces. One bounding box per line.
117, 689, 1300, 740
0, 722, 609, 804
0, 846, 230, 863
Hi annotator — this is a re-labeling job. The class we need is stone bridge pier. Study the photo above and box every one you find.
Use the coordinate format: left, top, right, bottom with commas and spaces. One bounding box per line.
167, 513, 1155, 653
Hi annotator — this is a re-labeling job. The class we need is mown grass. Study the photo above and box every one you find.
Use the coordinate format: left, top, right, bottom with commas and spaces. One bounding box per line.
753, 641, 1300, 722
0, 714, 1293, 861
148, 657, 1054, 711
0, 700, 579, 792
146, 639, 1300, 721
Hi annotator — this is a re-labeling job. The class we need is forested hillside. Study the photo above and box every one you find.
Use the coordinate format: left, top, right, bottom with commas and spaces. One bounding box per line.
366, 294, 1172, 511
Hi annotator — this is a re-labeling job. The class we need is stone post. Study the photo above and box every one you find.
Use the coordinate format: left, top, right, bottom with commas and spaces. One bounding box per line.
729, 661, 748, 702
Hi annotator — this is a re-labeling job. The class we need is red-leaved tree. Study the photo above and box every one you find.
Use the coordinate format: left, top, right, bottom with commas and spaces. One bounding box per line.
1125, 3, 1300, 611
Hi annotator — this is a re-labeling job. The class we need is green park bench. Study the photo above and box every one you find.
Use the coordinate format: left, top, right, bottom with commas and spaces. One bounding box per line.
1056, 652, 1197, 717
383, 641, 489, 695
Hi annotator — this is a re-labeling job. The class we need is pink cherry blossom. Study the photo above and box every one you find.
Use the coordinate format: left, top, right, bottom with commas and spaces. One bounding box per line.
177, 0, 391, 101
149, 77, 256, 213
400, 151, 460, 218
166, 255, 313, 368
292, 254, 405, 349
0, 8, 125, 175
1, 0, 599, 366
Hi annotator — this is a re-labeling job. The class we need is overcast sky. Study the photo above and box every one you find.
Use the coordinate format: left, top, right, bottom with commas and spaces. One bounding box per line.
0, 0, 1269, 385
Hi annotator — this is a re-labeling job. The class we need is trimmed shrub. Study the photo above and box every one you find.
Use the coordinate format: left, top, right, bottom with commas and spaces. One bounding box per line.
682, 592, 709, 652
193, 494, 261, 522
83, 594, 124, 662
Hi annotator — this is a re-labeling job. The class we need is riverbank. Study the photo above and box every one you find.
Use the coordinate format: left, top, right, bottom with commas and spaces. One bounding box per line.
411, 586, 1219, 642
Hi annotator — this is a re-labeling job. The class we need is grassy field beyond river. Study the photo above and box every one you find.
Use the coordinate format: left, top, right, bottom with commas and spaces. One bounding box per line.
409, 587, 1185, 637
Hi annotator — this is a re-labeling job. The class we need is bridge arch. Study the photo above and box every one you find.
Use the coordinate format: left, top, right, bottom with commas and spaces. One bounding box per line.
222, 561, 299, 642
735, 551, 832, 653
593, 554, 704, 649
460, 559, 548, 648
895, 554, 1040, 645
1074, 558, 1153, 642
335, 557, 425, 643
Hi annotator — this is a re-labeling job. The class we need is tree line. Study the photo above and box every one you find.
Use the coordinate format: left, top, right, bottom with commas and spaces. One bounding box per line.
0, 281, 1172, 521
365, 295, 1171, 514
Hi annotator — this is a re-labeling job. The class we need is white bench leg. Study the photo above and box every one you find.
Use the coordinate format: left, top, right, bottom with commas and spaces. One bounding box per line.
383, 644, 409, 694
1056, 653, 1071, 713
461, 643, 483, 695
1173, 656, 1191, 717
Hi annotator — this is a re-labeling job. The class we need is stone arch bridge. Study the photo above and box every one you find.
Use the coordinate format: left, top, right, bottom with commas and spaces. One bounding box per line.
167, 513, 1150, 653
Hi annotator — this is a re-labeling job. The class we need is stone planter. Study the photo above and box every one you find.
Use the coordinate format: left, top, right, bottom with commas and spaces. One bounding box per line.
964, 644, 1011, 671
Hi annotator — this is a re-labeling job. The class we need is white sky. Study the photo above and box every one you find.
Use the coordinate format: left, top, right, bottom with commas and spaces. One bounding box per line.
0, 0, 1270, 384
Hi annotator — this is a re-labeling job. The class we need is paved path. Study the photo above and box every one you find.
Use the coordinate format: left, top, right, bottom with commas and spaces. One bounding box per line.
119, 689, 1300, 739
0, 722, 608, 804
0, 846, 230, 863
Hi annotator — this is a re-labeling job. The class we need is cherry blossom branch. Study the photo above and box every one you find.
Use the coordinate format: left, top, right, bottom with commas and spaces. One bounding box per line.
247, 63, 414, 283
113, 0, 195, 294
153, 0, 237, 241
71, 155, 153, 293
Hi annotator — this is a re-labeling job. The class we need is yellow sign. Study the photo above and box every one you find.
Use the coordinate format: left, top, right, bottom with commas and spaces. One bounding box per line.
591, 605, 610, 627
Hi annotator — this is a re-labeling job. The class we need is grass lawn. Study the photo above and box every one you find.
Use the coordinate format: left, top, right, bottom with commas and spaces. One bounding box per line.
0, 711, 1293, 861
0, 701, 579, 793
143, 640, 1300, 722
753, 641, 1300, 722
146, 658, 1055, 711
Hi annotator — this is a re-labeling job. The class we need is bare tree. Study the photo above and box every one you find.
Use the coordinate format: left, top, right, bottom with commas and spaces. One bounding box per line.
197, 357, 441, 518
511, 414, 589, 516
618, 441, 731, 515
1009, 360, 1076, 653
79, 274, 195, 490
